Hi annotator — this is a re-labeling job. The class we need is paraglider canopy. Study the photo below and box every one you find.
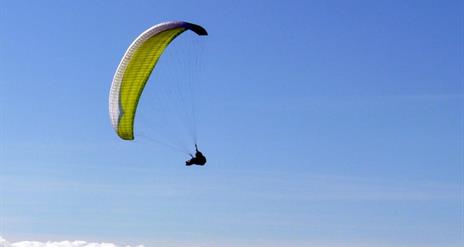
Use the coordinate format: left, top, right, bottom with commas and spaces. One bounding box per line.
109, 21, 208, 140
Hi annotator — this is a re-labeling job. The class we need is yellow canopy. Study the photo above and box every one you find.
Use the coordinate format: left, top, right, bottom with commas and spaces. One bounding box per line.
109, 21, 207, 140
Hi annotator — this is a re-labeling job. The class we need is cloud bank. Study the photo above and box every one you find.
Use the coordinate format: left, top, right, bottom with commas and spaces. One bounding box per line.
0, 237, 144, 247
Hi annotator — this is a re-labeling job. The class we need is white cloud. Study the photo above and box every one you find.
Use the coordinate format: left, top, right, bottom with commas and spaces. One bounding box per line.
0, 237, 143, 247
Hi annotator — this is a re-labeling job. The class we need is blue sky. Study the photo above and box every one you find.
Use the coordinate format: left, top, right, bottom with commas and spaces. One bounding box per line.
0, 0, 462, 246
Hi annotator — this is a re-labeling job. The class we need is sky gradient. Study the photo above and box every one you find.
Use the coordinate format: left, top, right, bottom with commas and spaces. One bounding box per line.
0, 0, 462, 246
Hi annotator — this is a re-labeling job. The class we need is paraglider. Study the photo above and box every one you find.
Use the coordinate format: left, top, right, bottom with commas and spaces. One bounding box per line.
186, 144, 207, 166
108, 21, 208, 166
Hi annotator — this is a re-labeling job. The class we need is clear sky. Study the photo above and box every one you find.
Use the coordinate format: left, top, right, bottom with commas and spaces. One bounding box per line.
0, 0, 462, 246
